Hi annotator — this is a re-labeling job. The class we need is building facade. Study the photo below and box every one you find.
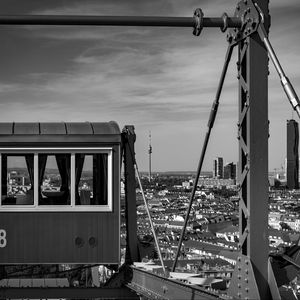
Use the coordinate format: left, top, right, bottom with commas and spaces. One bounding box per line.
213, 157, 223, 179
223, 163, 236, 180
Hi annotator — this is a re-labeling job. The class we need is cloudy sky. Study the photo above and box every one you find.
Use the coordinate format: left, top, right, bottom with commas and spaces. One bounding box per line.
0, 0, 299, 172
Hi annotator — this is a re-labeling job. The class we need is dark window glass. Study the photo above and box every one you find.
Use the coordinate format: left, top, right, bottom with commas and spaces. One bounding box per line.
1, 154, 34, 205
39, 154, 70, 205
75, 154, 108, 205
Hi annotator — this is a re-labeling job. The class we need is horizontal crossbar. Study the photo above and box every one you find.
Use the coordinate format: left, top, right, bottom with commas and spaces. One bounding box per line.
0, 15, 242, 28
0, 286, 139, 299
128, 266, 221, 300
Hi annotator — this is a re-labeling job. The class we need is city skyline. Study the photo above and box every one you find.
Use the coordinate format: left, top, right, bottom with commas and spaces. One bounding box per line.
0, 1, 299, 172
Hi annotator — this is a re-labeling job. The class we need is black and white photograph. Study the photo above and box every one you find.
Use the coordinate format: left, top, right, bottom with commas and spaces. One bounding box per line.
0, 1, 300, 299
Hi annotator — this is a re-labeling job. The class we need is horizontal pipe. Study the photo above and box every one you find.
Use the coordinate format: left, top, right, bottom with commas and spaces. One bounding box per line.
0, 15, 242, 28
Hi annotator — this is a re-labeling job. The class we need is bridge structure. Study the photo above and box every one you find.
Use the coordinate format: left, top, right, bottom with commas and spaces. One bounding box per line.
0, 1, 300, 299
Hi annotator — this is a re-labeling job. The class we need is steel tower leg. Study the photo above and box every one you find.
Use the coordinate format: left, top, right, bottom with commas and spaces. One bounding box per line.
229, 0, 271, 299
122, 126, 139, 264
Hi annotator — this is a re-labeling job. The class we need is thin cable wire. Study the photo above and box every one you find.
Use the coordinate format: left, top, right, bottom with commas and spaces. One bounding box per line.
134, 163, 166, 275
123, 128, 166, 273
172, 43, 235, 272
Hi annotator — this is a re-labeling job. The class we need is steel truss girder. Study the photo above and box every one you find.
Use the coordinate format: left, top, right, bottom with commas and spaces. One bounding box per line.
127, 267, 221, 300
0, 286, 139, 299
229, 0, 271, 298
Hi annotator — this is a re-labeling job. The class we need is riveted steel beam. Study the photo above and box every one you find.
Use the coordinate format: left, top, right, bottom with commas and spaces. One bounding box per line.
229, 0, 271, 299
127, 267, 221, 300
0, 286, 139, 299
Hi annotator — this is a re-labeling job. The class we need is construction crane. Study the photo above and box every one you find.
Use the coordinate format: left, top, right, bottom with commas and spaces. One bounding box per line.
0, 0, 300, 299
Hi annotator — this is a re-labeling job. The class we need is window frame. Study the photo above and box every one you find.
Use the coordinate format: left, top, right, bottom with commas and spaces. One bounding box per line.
0, 147, 113, 212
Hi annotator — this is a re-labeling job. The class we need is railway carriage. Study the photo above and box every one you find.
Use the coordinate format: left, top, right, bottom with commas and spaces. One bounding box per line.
0, 121, 120, 264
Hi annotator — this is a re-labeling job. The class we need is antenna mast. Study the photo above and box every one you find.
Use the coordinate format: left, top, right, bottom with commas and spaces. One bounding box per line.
148, 131, 152, 183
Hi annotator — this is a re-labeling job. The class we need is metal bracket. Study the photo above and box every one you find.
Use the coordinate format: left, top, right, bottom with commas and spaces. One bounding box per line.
227, 0, 260, 45
193, 8, 204, 36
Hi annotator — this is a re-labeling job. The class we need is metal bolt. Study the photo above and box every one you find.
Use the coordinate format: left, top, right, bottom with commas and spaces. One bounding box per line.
75, 236, 84, 248
238, 284, 241, 289
227, 34, 233, 43
245, 260, 249, 265
245, 288, 249, 293
244, 0, 247, 4
238, 256, 241, 262
245, 269, 249, 274
245, 278, 248, 283
238, 275, 242, 280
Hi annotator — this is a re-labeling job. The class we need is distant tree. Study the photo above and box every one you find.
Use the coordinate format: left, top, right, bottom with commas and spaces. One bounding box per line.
280, 222, 292, 231
212, 188, 237, 198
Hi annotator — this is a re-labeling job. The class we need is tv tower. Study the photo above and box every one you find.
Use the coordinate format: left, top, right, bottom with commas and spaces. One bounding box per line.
148, 131, 152, 183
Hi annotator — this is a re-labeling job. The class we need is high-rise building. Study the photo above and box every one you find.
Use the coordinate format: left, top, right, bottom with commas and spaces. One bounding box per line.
224, 162, 237, 180
213, 157, 223, 179
286, 119, 299, 189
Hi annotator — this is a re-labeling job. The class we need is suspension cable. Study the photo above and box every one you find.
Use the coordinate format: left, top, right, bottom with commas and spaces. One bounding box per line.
172, 43, 235, 272
254, 4, 300, 118
134, 163, 166, 275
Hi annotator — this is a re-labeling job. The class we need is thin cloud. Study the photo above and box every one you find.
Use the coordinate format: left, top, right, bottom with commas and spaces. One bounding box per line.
0, 0, 298, 171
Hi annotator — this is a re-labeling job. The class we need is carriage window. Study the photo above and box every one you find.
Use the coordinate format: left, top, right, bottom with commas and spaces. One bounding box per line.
75, 154, 108, 205
0, 149, 112, 210
1, 154, 34, 205
39, 154, 70, 205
